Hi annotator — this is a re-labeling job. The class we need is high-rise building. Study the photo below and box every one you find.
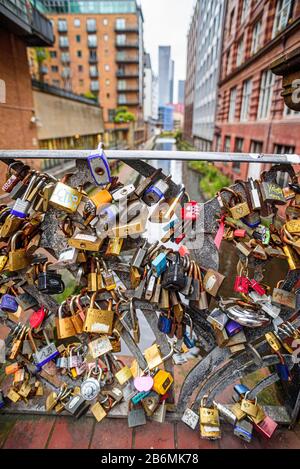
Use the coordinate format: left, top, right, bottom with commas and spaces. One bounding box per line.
215, 0, 300, 181
36, 0, 145, 148
144, 52, 153, 121
184, 0, 199, 142
192, 0, 226, 151
178, 80, 185, 105
158, 46, 174, 106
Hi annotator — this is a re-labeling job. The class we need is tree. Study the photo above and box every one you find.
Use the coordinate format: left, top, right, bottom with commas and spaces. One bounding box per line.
35, 47, 49, 83
114, 106, 135, 123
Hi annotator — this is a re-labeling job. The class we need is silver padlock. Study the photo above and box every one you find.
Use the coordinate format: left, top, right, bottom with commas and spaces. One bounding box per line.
112, 184, 136, 202
80, 365, 102, 401
87, 146, 111, 187
249, 178, 261, 210
11, 174, 46, 218
181, 407, 199, 430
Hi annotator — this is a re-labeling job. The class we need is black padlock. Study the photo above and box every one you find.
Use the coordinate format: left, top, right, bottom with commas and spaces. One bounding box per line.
162, 253, 186, 291
37, 262, 65, 295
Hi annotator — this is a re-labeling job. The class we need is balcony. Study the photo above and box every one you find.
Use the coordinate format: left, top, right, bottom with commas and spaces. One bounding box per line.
116, 70, 139, 78
115, 24, 139, 33
117, 86, 139, 93
116, 53, 139, 64
87, 39, 97, 48
117, 98, 139, 106
116, 40, 139, 49
59, 37, 69, 48
89, 56, 98, 64
0, 0, 54, 46
61, 55, 70, 64
90, 70, 99, 79
57, 23, 67, 33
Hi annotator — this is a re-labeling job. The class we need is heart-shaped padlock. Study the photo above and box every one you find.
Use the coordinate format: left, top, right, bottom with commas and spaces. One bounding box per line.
29, 306, 46, 329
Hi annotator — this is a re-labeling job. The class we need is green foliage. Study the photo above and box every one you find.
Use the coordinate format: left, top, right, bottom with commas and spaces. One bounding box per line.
82, 91, 98, 101
114, 106, 135, 123
189, 161, 232, 200
35, 47, 49, 64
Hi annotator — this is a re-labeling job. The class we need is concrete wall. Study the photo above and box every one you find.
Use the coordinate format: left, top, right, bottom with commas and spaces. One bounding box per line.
33, 89, 104, 140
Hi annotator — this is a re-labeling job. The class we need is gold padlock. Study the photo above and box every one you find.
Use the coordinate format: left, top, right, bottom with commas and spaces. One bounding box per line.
70, 295, 84, 334
144, 344, 163, 370
87, 257, 98, 292
240, 392, 259, 418
115, 361, 133, 386
83, 294, 114, 335
90, 188, 112, 209
56, 301, 77, 339
49, 181, 83, 213
219, 188, 250, 220
286, 219, 300, 234
8, 231, 30, 271
199, 396, 221, 440
105, 237, 124, 256
68, 233, 104, 251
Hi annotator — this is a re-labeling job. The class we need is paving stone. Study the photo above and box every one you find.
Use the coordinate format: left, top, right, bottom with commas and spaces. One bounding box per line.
0, 415, 17, 448
176, 423, 219, 449
91, 418, 133, 449
259, 427, 300, 449
134, 421, 175, 449
47, 416, 94, 449
3, 415, 54, 449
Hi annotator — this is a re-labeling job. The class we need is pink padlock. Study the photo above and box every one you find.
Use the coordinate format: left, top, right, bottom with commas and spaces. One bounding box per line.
234, 276, 250, 294
249, 279, 266, 296
234, 229, 246, 238
178, 245, 190, 257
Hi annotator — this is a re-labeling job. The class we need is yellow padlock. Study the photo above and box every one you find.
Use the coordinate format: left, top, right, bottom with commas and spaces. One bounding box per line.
152, 370, 174, 395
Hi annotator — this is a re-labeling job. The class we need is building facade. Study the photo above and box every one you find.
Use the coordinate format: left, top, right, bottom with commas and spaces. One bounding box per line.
0, 0, 54, 187
183, 0, 199, 142
144, 52, 153, 121
178, 80, 185, 104
215, 0, 300, 180
158, 46, 174, 106
192, 0, 226, 151
36, 0, 145, 148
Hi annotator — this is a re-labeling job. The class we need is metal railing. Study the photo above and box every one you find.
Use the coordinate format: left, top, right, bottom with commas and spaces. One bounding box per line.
0, 149, 298, 165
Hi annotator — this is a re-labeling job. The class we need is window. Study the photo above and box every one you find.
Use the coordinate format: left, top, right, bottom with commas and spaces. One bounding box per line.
272, 0, 292, 37
106, 93, 110, 99
61, 52, 70, 63
251, 20, 262, 55
116, 18, 126, 30
106, 79, 110, 86
89, 50, 97, 60
104, 34, 109, 42
116, 34, 126, 45
52, 79, 60, 86
236, 37, 244, 67
108, 110, 115, 122
240, 79, 252, 121
233, 138, 243, 171
87, 18, 97, 32
76, 35, 81, 43
241, 0, 251, 24
250, 140, 263, 153
228, 87, 237, 122
74, 18, 80, 27
90, 80, 99, 91
118, 80, 126, 90
258, 70, 275, 119
77, 50, 82, 57
119, 94, 126, 104
79, 79, 84, 86
90, 65, 98, 77
103, 18, 108, 26
105, 64, 110, 71
59, 36, 69, 47
58, 19, 67, 32
50, 51, 57, 58
274, 144, 295, 154
88, 35, 97, 47
215, 135, 222, 152
78, 65, 83, 72
224, 136, 231, 152
61, 67, 70, 78
51, 65, 58, 72
284, 105, 300, 116
226, 49, 232, 75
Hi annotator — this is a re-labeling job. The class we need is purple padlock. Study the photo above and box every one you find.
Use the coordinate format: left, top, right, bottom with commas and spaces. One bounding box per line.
225, 320, 243, 337
0, 294, 18, 313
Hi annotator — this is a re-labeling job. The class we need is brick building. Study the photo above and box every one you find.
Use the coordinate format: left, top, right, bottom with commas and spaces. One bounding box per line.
35, 0, 145, 148
215, 0, 300, 181
184, 0, 199, 142
0, 0, 54, 188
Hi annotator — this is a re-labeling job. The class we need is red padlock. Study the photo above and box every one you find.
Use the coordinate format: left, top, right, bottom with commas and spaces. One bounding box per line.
249, 279, 266, 296
234, 276, 250, 294
29, 306, 46, 329
181, 201, 200, 221
178, 245, 190, 257
234, 229, 246, 238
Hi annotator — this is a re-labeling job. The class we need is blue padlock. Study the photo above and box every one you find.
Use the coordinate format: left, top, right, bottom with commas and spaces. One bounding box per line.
0, 294, 18, 313
152, 252, 167, 276
87, 148, 111, 187
276, 362, 291, 382
233, 383, 250, 402
158, 313, 172, 334
131, 390, 151, 405
225, 320, 243, 337
183, 332, 195, 349
143, 177, 171, 206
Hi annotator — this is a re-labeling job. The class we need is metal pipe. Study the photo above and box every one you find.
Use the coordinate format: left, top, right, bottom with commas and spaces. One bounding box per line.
0, 149, 299, 164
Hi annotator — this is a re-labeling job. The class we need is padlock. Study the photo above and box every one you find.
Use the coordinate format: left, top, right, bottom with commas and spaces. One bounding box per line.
87, 257, 98, 292
145, 273, 156, 300
68, 233, 104, 251
29, 306, 46, 329
207, 309, 228, 330
2, 162, 23, 193
219, 188, 250, 220
259, 179, 285, 205
153, 186, 185, 223
87, 148, 111, 186
213, 401, 237, 425
131, 240, 148, 268
10, 173, 39, 218
162, 253, 186, 291
181, 200, 200, 221
143, 176, 171, 206
8, 231, 30, 271
240, 392, 259, 418
16, 292, 38, 311
249, 279, 266, 296
203, 269, 225, 297
56, 301, 77, 339
115, 364, 133, 386
83, 295, 114, 335
234, 276, 250, 294
0, 293, 18, 313
128, 402, 147, 428
64, 394, 90, 419
253, 415, 278, 439
29, 330, 59, 369
272, 282, 296, 309
37, 262, 65, 295
249, 178, 261, 210
9, 325, 27, 360
91, 401, 107, 422
56, 247, 78, 268
134, 168, 162, 198
49, 181, 83, 213
97, 204, 119, 233
131, 390, 151, 405
81, 365, 102, 401
225, 320, 243, 337
232, 383, 250, 403
69, 296, 84, 334
152, 252, 167, 276
105, 237, 123, 256
90, 188, 112, 210
199, 396, 221, 440
234, 419, 253, 442
88, 336, 112, 358
141, 391, 160, 417
101, 260, 116, 291
152, 370, 173, 395
181, 407, 199, 430
158, 311, 172, 334
112, 184, 135, 201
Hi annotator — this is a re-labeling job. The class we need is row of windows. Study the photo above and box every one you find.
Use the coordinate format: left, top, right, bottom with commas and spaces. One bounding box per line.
50, 64, 111, 74
226, 0, 293, 75
227, 69, 298, 122
55, 17, 129, 31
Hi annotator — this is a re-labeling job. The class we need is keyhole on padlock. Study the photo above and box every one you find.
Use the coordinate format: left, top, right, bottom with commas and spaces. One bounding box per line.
95, 167, 104, 176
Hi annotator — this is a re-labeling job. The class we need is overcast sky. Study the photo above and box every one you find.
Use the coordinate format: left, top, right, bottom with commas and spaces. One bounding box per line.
138, 0, 197, 103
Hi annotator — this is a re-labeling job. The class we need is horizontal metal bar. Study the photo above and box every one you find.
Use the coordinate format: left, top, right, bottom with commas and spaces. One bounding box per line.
0, 149, 299, 164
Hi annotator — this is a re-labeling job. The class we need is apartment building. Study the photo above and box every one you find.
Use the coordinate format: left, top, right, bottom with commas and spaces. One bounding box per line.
36, 0, 145, 148
183, 0, 199, 142
215, 0, 300, 180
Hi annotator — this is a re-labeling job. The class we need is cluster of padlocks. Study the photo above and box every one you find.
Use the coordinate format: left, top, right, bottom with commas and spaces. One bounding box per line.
0, 150, 299, 443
